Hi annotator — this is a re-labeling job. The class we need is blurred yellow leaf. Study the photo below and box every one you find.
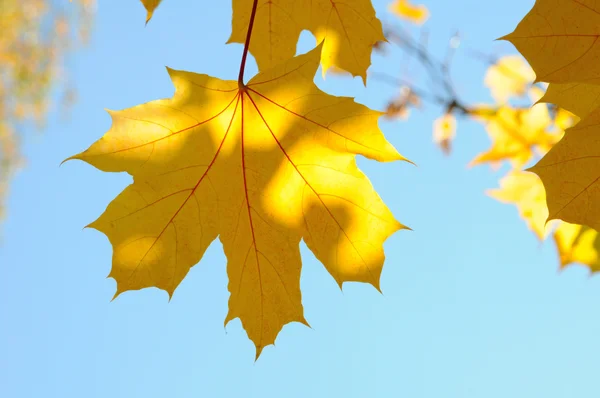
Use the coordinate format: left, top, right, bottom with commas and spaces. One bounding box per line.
388, 0, 429, 25
471, 104, 557, 168
433, 113, 456, 155
484, 55, 535, 103
229, 0, 385, 81
554, 223, 600, 273
68, 48, 407, 358
487, 171, 549, 240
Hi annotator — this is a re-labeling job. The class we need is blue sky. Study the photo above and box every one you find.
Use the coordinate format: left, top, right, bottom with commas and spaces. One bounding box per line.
2, 0, 600, 397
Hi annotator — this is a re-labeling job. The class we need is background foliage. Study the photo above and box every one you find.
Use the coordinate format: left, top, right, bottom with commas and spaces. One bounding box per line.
0, 0, 94, 218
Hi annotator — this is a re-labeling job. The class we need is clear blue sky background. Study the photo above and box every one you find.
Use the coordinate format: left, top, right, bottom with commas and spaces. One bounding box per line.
2, 0, 600, 397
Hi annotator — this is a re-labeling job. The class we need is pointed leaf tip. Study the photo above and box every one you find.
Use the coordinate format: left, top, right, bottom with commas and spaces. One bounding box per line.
140, 0, 162, 24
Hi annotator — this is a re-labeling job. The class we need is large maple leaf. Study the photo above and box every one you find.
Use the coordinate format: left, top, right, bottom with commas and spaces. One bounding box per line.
67, 47, 407, 357
228, 0, 385, 81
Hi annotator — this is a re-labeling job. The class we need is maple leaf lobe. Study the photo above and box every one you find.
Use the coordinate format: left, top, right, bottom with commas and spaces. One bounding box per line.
501, 0, 600, 84
528, 109, 600, 231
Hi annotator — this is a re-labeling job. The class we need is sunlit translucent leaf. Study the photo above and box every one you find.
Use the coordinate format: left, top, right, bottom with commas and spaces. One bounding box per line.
67, 47, 408, 358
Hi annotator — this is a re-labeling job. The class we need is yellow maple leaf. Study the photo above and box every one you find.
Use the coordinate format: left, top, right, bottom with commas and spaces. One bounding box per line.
484, 55, 535, 103
470, 104, 557, 168
66, 47, 408, 357
487, 171, 550, 240
140, 0, 162, 24
540, 83, 600, 120
528, 108, 600, 231
228, 0, 385, 82
554, 222, 600, 273
502, 0, 600, 84
388, 0, 429, 25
